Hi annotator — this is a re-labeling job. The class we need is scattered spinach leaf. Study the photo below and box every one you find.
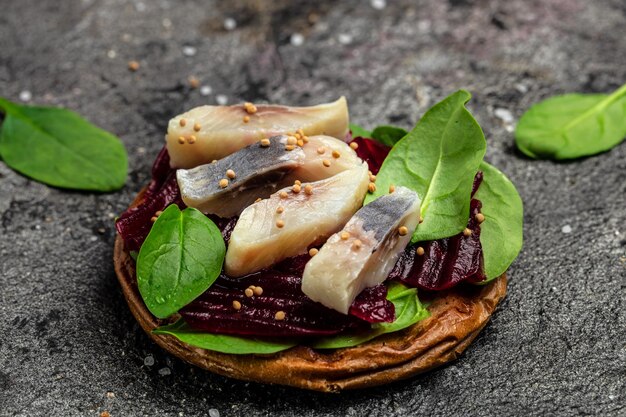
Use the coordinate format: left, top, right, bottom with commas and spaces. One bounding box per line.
370, 125, 408, 146
515, 83, 626, 159
475, 162, 524, 281
349, 123, 372, 138
365, 90, 486, 242
153, 320, 298, 354
311, 282, 429, 349
0, 97, 128, 191
137, 205, 226, 319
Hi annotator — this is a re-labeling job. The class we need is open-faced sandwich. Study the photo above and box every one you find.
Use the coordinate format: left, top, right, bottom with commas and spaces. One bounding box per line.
114, 91, 523, 392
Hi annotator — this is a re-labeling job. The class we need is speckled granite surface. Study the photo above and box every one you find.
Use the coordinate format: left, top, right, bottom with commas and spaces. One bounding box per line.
1, 0, 625, 416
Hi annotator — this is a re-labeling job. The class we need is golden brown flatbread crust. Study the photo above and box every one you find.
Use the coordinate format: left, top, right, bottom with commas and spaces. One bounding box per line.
113, 187, 507, 392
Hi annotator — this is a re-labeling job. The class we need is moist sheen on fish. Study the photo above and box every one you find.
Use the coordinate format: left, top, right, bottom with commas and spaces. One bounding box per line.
177, 135, 363, 218
177, 136, 305, 218
302, 187, 421, 314
225, 162, 370, 277
166, 97, 349, 169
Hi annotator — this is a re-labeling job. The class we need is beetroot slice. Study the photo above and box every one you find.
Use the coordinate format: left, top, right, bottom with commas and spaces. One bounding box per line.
115, 168, 185, 252
180, 272, 388, 337
351, 137, 389, 175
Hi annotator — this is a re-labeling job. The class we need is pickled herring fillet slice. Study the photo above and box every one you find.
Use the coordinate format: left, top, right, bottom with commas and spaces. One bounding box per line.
177, 136, 305, 218
302, 187, 421, 314
166, 97, 349, 168
225, 162, 370, 277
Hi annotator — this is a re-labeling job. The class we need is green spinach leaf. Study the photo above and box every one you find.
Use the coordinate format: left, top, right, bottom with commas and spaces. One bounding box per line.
0, 97, 127, 191
349, 123, 372, 138
365, 90, 486, 242
310, 282, 429, 349
515, 83, 626, 159
475, 162, 524, 281
137, 205, 226, 319
153, 320, 298, 354
370, 125, 408, 146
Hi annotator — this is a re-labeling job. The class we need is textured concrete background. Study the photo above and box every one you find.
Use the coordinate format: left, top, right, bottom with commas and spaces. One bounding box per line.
1, 0, 625, 416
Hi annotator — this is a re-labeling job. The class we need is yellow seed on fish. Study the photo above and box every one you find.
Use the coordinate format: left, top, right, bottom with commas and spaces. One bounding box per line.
292, 184, 301, 193
276, 206, 284, 214
193, 123, 201, 132
226, 169, 236, 179
308, 248, 319, 257
179, 119, 187, 127
260, 138, 271, 147
255, 198, 262, 203
475, 213, 485, 223
294, 180, 301, 185
304, 184, 313, 195
369, 174, 376, 182
287, 136, 297, 145
332, 150, 341, 158
317, 146, 326, 155
322, 159, 331, 167
340, 231, 350, 240
187, 135, 196, 144
350, 142, 359, 150
285, 144, 295, 151
178, 136, 186, 144
243, 115, 250, 123
219, 178, 229, 188
352, 239, 362, 250
297, 139, 304, 147
398, 226, 408, 236
279, 191, 288, 199
276, 220, 285, 228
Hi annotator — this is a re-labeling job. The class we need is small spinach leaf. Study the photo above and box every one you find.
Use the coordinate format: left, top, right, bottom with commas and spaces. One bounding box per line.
310, 282, 429, 349
515, 83, 626, 159
153, 320, 298, 354
137, 205, 225, 319
365, 90, 486, 242
0, 97, 128, 191
349, 123, 372, 138
370, 125, 408, 146
475, 162, 524, 281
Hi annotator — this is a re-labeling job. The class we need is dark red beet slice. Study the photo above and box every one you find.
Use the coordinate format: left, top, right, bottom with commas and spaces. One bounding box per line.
389, 197, 485, 290
351, 137, 389, 175
115, 171, 185, 251
180, 272, 387, 337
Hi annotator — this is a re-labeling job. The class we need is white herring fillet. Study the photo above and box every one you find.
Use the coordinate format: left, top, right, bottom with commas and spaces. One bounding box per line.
177, 136, 305, 218
177, 135, 361, 218
225, 162, 370, 277
166, 97, 349, 168
302, 187, 421, 314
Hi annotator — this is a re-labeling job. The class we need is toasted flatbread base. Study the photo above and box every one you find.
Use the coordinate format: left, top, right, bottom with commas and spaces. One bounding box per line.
113, 188, 507, 392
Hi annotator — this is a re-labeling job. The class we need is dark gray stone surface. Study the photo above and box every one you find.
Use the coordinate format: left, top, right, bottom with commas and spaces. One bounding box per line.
1, 0, 625, 415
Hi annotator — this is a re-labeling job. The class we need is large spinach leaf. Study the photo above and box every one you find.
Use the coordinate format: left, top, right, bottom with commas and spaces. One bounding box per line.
137, 205, 226, 319
153, 320, 298, 354
515, 83, 626, 159
365, 90, 486, 242
475, 162, 524, 281
310, 282, 429, 349
0, 97, 127, 191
